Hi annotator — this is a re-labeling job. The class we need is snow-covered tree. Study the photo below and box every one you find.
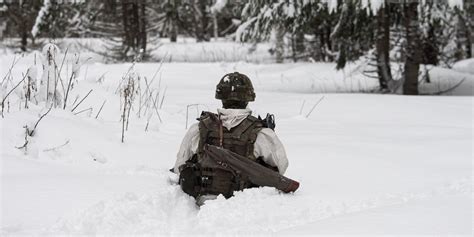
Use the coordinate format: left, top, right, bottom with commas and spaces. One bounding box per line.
32, 0, 89, 39
237, 0, 313, 63
210, 0, 228, 39
91, 0, 150, 61
321, 0, 465, 95
3, 1, 42, 51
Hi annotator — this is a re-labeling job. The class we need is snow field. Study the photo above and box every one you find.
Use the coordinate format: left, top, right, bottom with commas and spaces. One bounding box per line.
1, 52, 473, 235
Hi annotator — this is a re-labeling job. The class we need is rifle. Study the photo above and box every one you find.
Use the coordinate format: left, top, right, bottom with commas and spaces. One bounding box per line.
258, 113, 276, 130
202, 144, 300, 193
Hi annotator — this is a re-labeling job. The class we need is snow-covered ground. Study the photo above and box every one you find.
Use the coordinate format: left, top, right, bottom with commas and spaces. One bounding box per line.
0, 38, 275, 63
0, 48, 473, 235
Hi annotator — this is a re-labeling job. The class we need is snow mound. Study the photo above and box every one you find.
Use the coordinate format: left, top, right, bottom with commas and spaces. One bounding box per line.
453, 58, 474, 75
46, 179, 470, 235
48, 184, 197, 235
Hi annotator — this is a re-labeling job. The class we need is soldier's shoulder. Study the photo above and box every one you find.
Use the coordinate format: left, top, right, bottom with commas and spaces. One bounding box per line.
246, 115, 264, 129
197, 111, 219, 130
247, 114, 260, 122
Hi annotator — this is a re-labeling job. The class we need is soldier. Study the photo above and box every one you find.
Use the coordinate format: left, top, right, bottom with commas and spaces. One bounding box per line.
173, 72, 289, 205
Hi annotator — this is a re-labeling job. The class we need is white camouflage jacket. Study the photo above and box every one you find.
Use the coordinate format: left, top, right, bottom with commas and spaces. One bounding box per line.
174, 108, 289, 174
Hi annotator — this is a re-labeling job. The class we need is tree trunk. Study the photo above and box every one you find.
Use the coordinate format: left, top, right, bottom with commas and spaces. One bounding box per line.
139, 1, 147, 54
275, 24, 285, 63
375, 2, 392, 92
19, 5, 28, 52
170, 26, 178, 42
20, 28, 28, 52
121, 0, 131, 56
193, 0, 209, 42
132, 2, 140, 50
455, 7, 472, 58
166, 0, 178, 42
212, 13, 218, 40
120, 0, 147, 59
294, 30, 305, 61
403, 2, 421, 95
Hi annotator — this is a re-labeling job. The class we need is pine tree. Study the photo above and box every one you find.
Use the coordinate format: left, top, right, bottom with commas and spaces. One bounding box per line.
90, 0, 153, 61
237, 0, 313, 63
3, 1, 42, 51
192, 0, 212, 42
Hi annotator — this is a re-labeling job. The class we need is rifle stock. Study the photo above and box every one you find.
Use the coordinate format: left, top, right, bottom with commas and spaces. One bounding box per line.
203, 144, 299, 193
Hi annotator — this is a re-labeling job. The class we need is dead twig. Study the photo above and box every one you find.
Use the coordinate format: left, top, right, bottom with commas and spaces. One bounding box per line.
31, 105, 53, 136
53, 47, 69, 99
421, 78, 466, 96
70, 95, 79, 109
1, 73, 28, 118
16, 105, 53, 150
305, 96, 325, 118
71, 89, 93, 112
121, 88, 128, 143
74, 107, 93, 115
115, 63, 136, 94
159, 86, 167, 109
1, 55, 21, 85
151, 90, 163, 123
63, 70, 75, 109
299, 99, 306, 115
43, 140, 70, 152
16, 125, 30, 151
95, 100, 107, 119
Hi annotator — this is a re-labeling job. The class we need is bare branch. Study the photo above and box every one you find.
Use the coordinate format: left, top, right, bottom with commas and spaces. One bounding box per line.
43, 140, 70, 152
1, 55, 21, 85
95, 100, 107, 119
421, 78, 466, 96
305, 96, 325, 118
31, 105, 53, 136
63, 70, 75, 109
1, 73, 28, 118
71, 89, 93, 112
74, 107, 93, 115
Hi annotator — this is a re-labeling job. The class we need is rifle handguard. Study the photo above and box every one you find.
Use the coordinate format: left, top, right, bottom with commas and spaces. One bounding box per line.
204, 144, 300, 193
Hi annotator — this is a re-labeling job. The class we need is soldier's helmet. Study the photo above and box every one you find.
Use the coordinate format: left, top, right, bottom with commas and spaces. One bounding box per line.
215, 72, 255, 102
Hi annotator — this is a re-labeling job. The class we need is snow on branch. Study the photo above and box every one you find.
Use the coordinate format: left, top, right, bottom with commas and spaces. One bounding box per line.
31, 0, 51, 38
324, 0, 462, 14
325, 0, 385, 14
210, 0, 228, 14
447, 0, 463, 9
235, 17, 257, 42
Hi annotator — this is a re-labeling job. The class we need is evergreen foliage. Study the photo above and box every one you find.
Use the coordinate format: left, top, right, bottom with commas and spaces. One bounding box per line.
0, 0, 471, 94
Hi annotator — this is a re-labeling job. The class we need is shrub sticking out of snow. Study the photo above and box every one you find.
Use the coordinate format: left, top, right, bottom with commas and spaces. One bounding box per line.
39, 42, 62, 108
23, 65, 38, 107
71, 53, 81, 88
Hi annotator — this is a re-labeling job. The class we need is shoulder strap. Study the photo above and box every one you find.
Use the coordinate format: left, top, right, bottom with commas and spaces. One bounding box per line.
197, 111, 219, 154
235, 116, 263, 159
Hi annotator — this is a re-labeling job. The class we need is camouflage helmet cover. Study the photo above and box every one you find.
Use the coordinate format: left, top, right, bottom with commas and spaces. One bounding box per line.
215, 72, 256, 102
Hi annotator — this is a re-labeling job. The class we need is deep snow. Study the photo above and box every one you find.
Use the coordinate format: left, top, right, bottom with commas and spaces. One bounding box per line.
0, 51, 473, 235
